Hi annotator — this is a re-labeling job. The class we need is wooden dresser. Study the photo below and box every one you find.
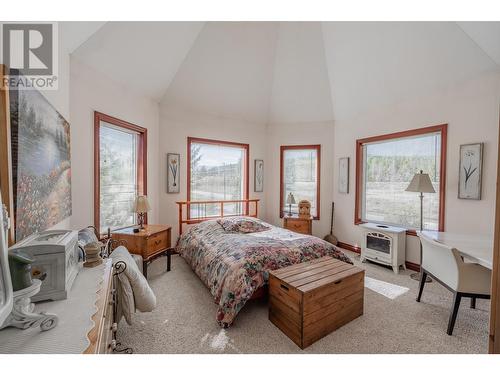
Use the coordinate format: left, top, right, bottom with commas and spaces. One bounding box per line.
111, 224, 172, 278
283, 215, 312, 235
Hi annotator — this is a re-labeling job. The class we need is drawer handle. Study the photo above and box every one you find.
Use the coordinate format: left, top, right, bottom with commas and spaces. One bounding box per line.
280, 284, 289, 291
334, 280, 342, 285
154, 240, 162, 245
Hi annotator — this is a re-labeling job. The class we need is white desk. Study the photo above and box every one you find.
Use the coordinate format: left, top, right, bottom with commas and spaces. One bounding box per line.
420, 231, 493, 270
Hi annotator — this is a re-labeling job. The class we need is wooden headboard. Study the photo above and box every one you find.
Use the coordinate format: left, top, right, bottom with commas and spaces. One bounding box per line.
176, 199, 260, 235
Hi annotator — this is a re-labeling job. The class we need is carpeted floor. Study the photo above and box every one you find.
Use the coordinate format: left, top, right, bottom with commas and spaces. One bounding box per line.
118, 251, 490, 353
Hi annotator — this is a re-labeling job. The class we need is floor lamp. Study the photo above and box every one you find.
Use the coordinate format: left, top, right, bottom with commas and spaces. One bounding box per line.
405, 170, 436, 282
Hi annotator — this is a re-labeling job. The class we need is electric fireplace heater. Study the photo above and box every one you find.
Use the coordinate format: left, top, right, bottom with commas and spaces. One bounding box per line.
360, 223, 406, 274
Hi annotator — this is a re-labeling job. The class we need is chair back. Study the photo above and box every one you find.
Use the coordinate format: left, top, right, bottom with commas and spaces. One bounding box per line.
418, 233, 462, 290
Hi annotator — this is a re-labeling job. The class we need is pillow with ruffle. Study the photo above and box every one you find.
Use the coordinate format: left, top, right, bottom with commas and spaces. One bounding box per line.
217, 217, 270, 233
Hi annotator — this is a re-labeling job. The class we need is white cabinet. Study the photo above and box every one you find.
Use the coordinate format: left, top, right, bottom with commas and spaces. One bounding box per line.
360, 223, 406, 274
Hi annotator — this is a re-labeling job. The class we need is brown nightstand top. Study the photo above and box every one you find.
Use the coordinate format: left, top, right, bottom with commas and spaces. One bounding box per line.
283, 215, 312, 221
112, 224, 171, 237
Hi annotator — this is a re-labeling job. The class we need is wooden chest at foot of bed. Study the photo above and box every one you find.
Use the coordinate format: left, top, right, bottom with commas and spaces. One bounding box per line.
269, 256, 364, 349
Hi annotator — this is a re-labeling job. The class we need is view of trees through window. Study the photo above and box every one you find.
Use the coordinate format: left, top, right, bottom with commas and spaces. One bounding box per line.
189, 141, 246, 218
99, 123, 138, 232
362, 132, 441, 230
282, 148, 319, 217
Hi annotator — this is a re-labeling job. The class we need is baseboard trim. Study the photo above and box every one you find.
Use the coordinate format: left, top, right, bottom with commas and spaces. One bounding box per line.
336, 241, 420, 272
337, 241, 361, 253
404, 261, 420, 272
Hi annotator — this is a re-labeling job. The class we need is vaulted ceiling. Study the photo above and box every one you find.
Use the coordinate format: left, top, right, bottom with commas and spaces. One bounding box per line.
69, 21, 500, 124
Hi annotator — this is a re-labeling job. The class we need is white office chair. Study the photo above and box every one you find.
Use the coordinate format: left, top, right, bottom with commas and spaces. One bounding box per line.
416, 233, 491, 335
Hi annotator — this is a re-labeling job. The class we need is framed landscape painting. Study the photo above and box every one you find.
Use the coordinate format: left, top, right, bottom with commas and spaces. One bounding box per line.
167, 153, 180, 193
254, 159, 264, 192
9, 85, 72, 241
458, 143, 483, 200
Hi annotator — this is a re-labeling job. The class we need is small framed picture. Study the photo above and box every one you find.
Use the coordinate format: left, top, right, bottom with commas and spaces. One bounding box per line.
458, 143, 483, 200
254, 159, 264, 192
338, 157, 349, 194
167, 153, 180, 194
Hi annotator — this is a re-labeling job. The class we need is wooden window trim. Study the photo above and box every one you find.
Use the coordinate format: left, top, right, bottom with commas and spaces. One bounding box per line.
94, 111, 147, 234
354, 124, 447, 236
280, 145, 321, 220
0, 64, 15, 245
187, 137, 250, 218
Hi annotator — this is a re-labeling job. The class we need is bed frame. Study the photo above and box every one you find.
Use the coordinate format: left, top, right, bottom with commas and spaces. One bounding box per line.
175, 199, 260, 235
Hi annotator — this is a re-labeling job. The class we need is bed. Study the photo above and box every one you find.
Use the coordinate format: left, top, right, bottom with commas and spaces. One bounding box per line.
175, 200, 352, 327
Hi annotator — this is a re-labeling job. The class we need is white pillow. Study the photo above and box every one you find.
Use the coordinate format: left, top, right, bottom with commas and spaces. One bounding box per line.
111, 247, 156, 321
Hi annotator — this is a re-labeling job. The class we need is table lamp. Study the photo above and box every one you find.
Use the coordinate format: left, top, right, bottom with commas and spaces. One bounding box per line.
134, 195, 151, 230
286, 192, 296, 216
405, 170, 435, 281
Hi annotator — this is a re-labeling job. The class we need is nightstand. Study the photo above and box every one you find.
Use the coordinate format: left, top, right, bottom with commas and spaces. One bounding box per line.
111, 224, 172, 278
283, 215, 312, 235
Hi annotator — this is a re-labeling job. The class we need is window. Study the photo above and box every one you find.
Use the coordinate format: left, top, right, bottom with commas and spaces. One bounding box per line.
187, 137, 249, 218
94, 112, 147, 234
280, 145, 321, 219
355, 124, 447, 232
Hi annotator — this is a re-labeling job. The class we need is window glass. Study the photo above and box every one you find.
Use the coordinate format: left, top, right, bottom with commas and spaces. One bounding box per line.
282, 147, 319, 217
362, 132, 441, 230
99, 122, 138, 232
189, 140, 247, 218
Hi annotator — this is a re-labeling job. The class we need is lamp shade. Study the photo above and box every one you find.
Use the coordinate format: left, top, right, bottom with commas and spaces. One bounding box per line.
134, 195, 151, 213
405, 170, 436, 193
286, 192, 296, 205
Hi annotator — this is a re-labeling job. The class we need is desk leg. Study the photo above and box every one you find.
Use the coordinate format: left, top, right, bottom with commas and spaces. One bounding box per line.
167, 249, 171, 272
143, 261, 148, 279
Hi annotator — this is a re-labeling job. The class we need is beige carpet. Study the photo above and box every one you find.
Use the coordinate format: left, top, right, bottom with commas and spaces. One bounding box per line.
118, 251, 490, 353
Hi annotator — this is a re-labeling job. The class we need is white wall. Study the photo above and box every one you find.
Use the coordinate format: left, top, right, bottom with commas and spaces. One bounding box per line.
332, 71, 500, 264
162, 22, 278, 124
268, 22, 333, 124
158, 104, 267, 242
265, 121, 335, 238
69, 58, 160, 230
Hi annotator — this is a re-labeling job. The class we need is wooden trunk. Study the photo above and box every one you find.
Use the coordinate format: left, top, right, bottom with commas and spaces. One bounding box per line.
269, 257, 364, 349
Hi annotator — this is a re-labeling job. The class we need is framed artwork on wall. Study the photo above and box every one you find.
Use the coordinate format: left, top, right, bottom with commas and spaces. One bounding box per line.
9, 72, 72, 241
338, 157, 349, 193
254, 159, 264, 192
167, 153, 180, 194
458, 143, 483, 200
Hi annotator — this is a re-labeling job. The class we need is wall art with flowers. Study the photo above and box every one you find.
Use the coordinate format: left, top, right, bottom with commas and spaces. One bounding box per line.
167, 153, 180, 193
458, 143, 483, 200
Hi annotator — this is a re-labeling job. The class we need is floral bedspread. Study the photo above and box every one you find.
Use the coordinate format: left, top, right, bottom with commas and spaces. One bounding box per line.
176, 218, 352, 327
